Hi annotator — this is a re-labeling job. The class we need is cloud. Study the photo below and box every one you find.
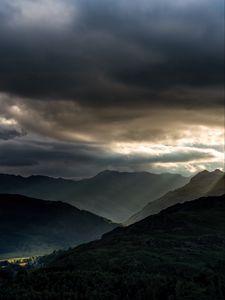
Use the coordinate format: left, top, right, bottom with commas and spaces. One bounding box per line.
1, 95, 223, 144
0, 106, 26, 140
0, 130, 222, 178
0, 0, 224, 177
0, 125, 25, 140
0, 0, 223, 108
0, 0, 76, 29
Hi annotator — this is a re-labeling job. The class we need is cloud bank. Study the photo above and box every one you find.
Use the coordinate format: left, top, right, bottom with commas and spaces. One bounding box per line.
0, 0, 224, 177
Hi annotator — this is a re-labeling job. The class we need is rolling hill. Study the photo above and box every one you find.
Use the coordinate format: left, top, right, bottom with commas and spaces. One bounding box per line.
0, 194, 116, 259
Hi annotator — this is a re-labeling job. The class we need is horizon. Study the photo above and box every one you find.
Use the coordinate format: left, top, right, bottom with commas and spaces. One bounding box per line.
0, 167, 224, 181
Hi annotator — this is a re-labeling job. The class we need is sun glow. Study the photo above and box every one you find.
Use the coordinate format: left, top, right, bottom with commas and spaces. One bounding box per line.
0, 117, 17, 125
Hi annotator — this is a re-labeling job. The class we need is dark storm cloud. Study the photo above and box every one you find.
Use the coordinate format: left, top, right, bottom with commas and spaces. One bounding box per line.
0, 0, 224, 178
0, 0, 223, 108
0, 125, 25, 140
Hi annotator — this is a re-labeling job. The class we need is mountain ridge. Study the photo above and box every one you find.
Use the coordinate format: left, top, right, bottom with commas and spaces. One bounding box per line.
0, 171, 188, 222
126, 169, 224, 225
0, 193, 117, 259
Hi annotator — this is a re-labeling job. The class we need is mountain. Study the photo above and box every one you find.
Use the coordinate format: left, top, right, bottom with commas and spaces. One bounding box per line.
126, 169, 224, 225
1, 194, 224, 300
208, 172, 225, 196
64, 171, 189, 223
0, 171, 188, 222
0, 174, 77, 202
0, 194, 116, 259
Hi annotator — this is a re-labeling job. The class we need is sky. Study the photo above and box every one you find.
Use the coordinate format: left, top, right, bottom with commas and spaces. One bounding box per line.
0, 0, 224, 178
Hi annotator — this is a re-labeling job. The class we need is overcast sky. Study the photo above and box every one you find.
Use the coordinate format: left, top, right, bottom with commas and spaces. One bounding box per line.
0, 0, 224, 178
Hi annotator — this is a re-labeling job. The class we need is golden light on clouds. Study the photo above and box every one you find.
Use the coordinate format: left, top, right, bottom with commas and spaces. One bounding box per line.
175, 126, 224, 146
0, 117, 17, 126
0, 93, 224, 177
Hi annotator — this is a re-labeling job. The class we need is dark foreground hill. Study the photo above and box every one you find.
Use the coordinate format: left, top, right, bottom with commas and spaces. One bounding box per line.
1, 194, 224, 300
0, 171, 188, 222
127, 169, 224, 224
0, 194, 116, 259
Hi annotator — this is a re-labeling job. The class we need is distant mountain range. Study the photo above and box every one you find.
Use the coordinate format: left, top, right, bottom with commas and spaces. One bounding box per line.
0, 169, 223, 260
0, 171, 188, 222
0, 194, 116, 259
2, 194, 224, 299
126, 169, 224, 225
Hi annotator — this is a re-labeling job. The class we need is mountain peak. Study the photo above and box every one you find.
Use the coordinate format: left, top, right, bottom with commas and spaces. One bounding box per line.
196, 170, 209, 175
195, 169, 224, 176
213, 169, 224, 175
189, 169, 224, 184
190, 169, 224, 180
190, 170, 209, 181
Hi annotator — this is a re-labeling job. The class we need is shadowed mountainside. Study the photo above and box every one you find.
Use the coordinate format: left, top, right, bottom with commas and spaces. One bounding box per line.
0, 194, 116, 259
1, 194, 224, 300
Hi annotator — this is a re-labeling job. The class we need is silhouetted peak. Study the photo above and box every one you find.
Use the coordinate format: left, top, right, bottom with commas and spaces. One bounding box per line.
190, 170, 209, 181
197, 170, 209, 175
213, 169, 224, 175
190, 169, 224, 183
